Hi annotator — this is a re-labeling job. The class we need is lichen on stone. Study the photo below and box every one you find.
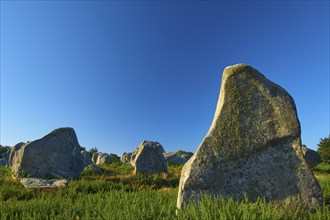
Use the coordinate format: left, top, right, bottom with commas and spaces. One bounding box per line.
177, 64, 323, 209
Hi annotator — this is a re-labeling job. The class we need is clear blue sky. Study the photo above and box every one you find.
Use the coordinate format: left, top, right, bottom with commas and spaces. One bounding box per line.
1, 1, 329, 156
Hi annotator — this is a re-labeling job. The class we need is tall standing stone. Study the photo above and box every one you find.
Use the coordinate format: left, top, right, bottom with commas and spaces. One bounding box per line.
131, 141, 168, 175
177, 64, 323, 209
9, 127, 84, 179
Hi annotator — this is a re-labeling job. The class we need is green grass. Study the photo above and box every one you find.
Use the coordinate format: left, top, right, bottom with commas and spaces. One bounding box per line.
314, 163, 330, 174
0, 189, 178, 219
0, 163, 329, 219
314, 163, 330, 206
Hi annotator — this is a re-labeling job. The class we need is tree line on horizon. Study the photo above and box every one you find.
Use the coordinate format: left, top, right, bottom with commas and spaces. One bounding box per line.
0, 135, 328, 163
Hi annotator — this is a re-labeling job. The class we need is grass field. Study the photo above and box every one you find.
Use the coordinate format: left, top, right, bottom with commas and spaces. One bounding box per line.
0, 163, 329, 219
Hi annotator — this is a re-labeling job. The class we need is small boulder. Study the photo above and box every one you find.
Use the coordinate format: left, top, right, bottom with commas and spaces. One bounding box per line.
131, 141, 168, 175
96, 153, 111, 165
121, 152, 132, 163
302, 145, 321, 168
9, 128, 84, 179
163, 152, 175, 160
83, 164, 102, 173
163, 152, 187, 165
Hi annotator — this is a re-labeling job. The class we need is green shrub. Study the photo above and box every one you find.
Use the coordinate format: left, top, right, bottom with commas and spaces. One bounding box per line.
98, 162, 133, 176
88, 147, 98, 155
313, 163, 330, 205
110, 153, 121, 162
317, 135, 330, 163
0, 145, 11, 159
175, 150, 193, 157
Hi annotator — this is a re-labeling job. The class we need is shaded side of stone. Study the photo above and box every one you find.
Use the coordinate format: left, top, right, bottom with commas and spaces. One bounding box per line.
302, 145, 321, 168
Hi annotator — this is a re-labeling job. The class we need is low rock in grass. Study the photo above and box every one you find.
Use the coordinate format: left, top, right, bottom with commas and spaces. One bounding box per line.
20, 177, 68, 189
83, 164, 102, 173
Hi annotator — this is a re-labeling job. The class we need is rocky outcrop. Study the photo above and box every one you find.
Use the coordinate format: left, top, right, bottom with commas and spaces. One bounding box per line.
81, 150, 93, 168
131, 141, 168, 175
121, 152, 132, 163
302, 145, 321, 168
96, 153, 111, 165
163, 152, 187, 165
177, 64, 323, 209
9, 128, 84, 179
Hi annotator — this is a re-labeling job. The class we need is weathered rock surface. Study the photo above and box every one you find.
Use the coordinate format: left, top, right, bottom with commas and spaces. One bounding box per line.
83, 164, 102, 173
81, 150, 93, 168
20, 178, 68, 189
96, 153, 111, 165
177, 64, 323, 209
8, 142, 26, 166
130, 147, 140, 165
121, 152, 132, 163
131, 141, 168, 175
9, 128, 84, 179
302, 145, 321, 168
163, 152, 187, 165
92, 153, 99, 164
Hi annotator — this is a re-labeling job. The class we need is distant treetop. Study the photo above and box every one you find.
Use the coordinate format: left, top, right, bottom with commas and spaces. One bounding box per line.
317, 135, 330, 163
175, 150, 193, 157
